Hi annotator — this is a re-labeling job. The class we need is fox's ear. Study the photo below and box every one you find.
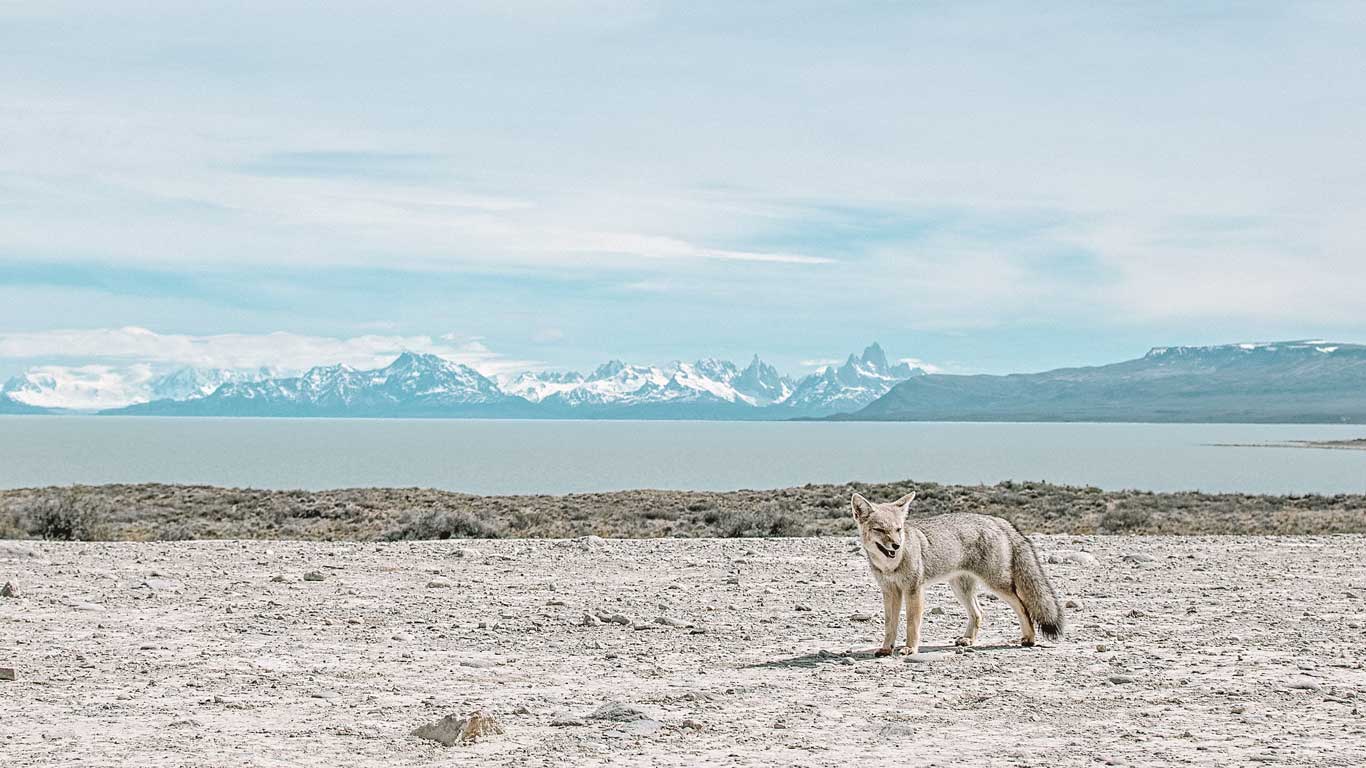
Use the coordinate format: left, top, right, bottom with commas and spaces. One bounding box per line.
851, 493, 874, 523
892, 491, 917, 513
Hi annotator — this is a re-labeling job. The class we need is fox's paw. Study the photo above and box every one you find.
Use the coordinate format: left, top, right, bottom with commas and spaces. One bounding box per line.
897, 646, 920, 657
1019, 638, 1035, 648
954, 636, 975, 647
874, 647, 893, 657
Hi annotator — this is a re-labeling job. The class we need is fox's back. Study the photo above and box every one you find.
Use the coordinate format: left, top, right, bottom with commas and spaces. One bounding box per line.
908, 512, 1021, 581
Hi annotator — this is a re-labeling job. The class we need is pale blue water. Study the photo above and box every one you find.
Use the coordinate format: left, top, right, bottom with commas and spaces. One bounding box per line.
1, 416, 1363, 495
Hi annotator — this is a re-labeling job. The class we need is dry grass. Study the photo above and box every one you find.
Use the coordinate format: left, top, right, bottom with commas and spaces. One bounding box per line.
2, 479, 1364, 541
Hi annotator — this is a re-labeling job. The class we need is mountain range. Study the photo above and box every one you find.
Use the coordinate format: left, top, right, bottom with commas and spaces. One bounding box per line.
840, 341, 1366, 423
0, 364, 276, 411
4, 340, 1363, 423
43, 343, 919, 419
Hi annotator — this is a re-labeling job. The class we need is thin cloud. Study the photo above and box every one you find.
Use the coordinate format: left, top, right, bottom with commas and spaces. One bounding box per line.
0, 327, 535, 377
566, 232, 833, 266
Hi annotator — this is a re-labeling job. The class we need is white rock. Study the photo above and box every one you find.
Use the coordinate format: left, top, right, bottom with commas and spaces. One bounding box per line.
1048, 551, 1100, 567
411, 711, 504, 746
589, 702, 648, 721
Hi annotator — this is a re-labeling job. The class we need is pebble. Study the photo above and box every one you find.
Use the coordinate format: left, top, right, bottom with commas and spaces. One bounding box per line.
654, 616, 691, 628
1108, 674, 1136, 685
0, 667, 15, 681
794, 604, 812, 612
1, 581, 18, 598
582, 613, 602, 626
929, 606, 944, 615
302, 571, 325, 582
607, 614, 631, 626
425, 580, 451, 589
550, 711, 586, 727
850, 613, 873, 622
1122, 553, 1156, 564
1065, 599, 1081, 609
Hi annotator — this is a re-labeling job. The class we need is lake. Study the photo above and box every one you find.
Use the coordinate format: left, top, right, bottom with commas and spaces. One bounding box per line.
1, 416, 1363, 495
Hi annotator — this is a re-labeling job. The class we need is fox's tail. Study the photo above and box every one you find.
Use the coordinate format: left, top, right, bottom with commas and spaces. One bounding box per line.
1011, 534, 1065, 640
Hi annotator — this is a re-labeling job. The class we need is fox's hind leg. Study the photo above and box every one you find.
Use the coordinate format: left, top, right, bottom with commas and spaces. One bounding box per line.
950, 575, 983, 647
998, 589, 1036, 647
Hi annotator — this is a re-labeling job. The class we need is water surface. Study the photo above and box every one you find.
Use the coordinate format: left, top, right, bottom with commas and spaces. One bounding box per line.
1, 416, 1363, 495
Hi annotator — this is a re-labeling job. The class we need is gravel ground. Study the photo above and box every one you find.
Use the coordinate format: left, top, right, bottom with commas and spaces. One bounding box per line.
3, 535, 1365, 766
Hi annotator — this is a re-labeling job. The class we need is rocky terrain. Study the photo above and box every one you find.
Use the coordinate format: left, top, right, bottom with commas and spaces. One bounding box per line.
2, 535, 1364, 766
3, 480, 1366, 542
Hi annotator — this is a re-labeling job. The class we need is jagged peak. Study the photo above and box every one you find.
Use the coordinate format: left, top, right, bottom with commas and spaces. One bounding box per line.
860, 341, 889, 371
590, 360, 627, 380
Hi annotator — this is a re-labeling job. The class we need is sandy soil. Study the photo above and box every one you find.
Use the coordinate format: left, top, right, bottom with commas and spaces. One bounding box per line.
3, 535, 1365, 766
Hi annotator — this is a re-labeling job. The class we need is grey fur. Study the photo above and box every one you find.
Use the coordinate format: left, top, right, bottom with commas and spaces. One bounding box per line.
851, 492, 1065, 655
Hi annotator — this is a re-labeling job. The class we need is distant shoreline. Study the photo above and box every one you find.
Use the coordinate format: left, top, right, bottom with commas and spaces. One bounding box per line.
1210, 438, 1366, 451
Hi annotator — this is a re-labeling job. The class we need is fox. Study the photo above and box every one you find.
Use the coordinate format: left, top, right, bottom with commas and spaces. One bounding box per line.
851, 491, 1065, 656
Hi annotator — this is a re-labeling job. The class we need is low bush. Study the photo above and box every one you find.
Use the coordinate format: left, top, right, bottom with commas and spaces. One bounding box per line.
384, 508, 502, 540
16, 491, 110, 540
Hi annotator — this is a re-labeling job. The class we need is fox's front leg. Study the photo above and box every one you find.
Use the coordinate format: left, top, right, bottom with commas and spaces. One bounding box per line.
876, 585, 902, 656
900, 589, 924, 655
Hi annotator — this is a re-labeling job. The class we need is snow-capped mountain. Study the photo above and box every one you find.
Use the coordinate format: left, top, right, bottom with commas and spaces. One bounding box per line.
780, 343, 927, 415
100, 342, 922, 418
1, 364, 275, 411
113, 351, 521, 416
504, 354, 796, 409
148, 366, 277, 403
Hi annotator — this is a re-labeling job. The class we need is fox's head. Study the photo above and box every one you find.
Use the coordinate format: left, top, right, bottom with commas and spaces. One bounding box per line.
851, 492, 916, 568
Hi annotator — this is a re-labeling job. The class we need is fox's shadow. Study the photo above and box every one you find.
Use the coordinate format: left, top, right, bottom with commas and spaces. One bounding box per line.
744, 643, 1032, 669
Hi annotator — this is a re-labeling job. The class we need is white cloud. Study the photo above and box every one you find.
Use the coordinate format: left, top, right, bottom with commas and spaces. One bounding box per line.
2, 1, 1364, 352
562, 231, 832, 266
0, 327, 534, 377
899, 357, 942, 374
4, 364, 157, 410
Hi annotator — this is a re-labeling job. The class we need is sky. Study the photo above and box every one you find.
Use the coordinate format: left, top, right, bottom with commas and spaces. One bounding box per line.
2, 1, 1364, 382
